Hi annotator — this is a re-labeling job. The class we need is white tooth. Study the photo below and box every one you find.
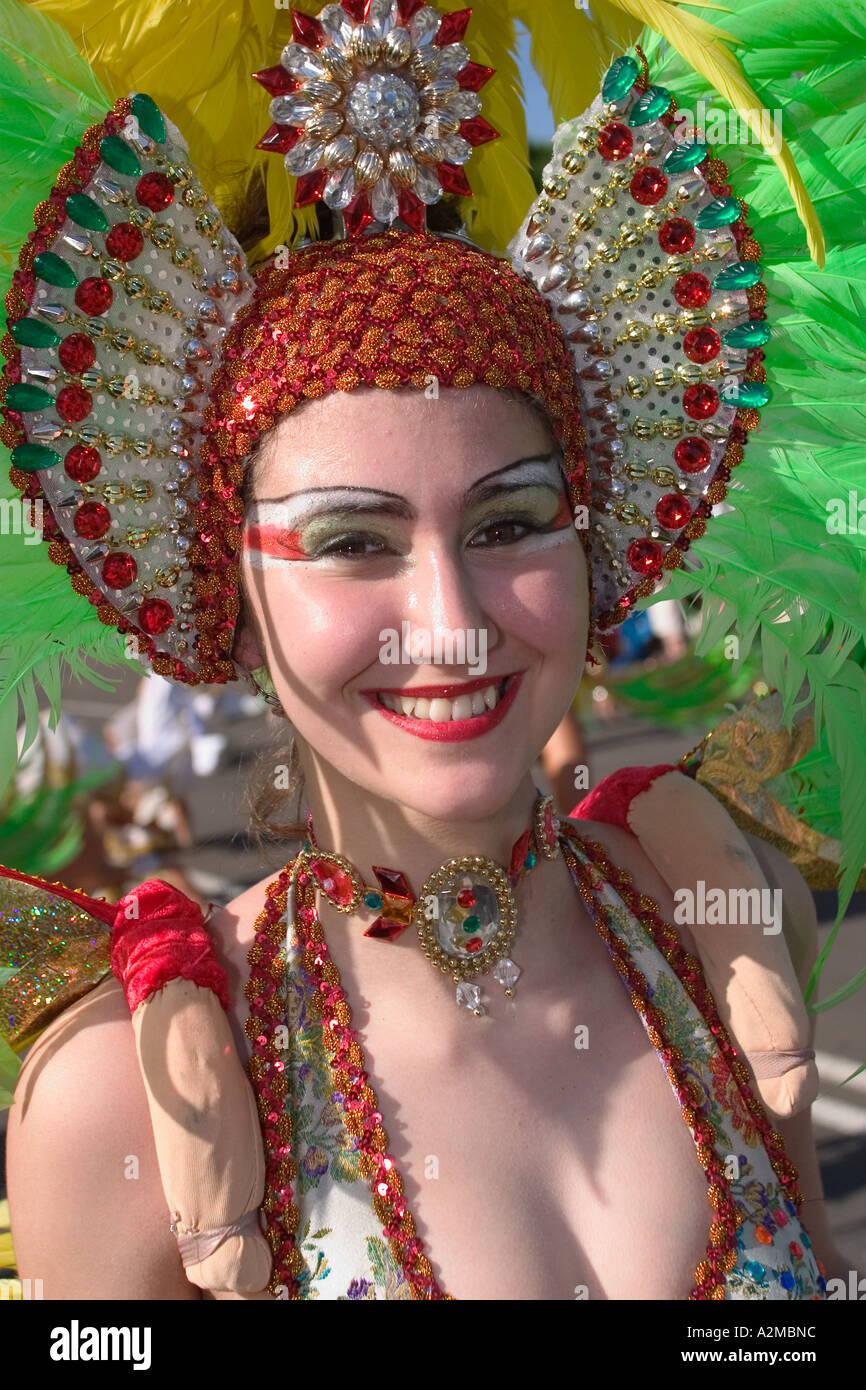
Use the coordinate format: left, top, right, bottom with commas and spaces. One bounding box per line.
483, 685, 497, 710
413, 697, 430, 719
429, 699, 452, 722
470, 691, 486, 716
380, 694, 399, 712
451, 694, 473, 720
399, 696, 416, 716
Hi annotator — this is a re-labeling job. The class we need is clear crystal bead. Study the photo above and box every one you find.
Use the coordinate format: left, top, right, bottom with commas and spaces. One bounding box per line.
367, 0, 397, 38
323, 164, 357, 210
437, 43, 470, 76
456, 982, 484, 1014
270, 93, 316, 125
319, 3, 353, 45
414, 164, 442, 204
345, 72, 420, 149
441, 133, 472, 165
281, 42, 327, 78
371, 176, 399, 223
285, 137, 328, 176
492, 958, 521, 990
449, 89, 482, 119
409, 5, 441, 46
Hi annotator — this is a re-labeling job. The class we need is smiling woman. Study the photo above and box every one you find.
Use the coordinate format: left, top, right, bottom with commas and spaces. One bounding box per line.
0, 0, 863, 1311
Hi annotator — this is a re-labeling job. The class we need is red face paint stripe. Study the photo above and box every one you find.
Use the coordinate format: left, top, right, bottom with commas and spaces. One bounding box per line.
244, 524, 310, 560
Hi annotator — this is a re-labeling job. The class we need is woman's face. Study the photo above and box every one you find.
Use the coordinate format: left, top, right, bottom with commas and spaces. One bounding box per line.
238, 384, 588, 821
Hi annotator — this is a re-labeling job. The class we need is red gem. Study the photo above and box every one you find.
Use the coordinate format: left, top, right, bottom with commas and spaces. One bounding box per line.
659, 218, 696, 254
135, 171, 174, 211
105, 222, 144, 261
74, 277, 113, 315
674, 437, 712, 473
73, 501, 111, 539
626, 539, 663, 574
372, 866, 413, 900
437, 162, 472, 196
683, 384, 719, 420
629, 166, 667, 205
509, 829, 531, 880
310, 858, 355, 906
460, 116, 499, 146
102, 552, 138, 588
674, 272, 711, 308
655, 494, 691, 530
56, 384, 92, 423
256, 124, 301, 155
294, 169, 326, 207
138, 597, 174, 634
456, 889, 475, 908
435, 6, 470, 43
58, 333, 96, 373
343, 191, 373, 237
457, 62, 494, 92
364, 917, 411, 942
465, 937, 483, 954
597, 123, 633, 161
291, 7, 326, 45
683, 326, 720, 363
253, 65, 297, 96
64, 444, 101, 481
397, 188, 426, 232
397, 0, 424, 23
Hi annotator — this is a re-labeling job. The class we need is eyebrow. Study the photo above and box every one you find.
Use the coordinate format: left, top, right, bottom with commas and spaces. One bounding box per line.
251, 454, 564, 520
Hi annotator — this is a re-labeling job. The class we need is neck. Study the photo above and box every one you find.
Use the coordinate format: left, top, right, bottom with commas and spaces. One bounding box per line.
298, 743, 542, 890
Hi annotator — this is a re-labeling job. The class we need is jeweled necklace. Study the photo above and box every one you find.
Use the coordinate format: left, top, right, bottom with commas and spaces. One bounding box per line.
287, 792, 560, 1016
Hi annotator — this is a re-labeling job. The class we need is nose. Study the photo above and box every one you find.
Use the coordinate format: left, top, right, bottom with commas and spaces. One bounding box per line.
404, 541, 498, 659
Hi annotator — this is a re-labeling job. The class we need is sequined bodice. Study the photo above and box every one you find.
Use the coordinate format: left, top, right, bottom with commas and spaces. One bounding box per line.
252, 827, 826, 1301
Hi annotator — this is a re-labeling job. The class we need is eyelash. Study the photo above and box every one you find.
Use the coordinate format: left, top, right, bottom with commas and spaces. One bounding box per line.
311, 514, 556, 559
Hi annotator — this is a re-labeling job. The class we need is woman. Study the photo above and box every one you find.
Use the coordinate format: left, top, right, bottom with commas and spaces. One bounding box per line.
1, 0, 863, 1300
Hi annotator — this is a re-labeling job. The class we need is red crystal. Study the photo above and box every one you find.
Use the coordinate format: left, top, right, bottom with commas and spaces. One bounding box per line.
291, 7, 326, 45
74, 277, 113, 315
438, 162, 472, 196
135, 172, 174, 211
435, 6, 470, 43
655, 494, 691, 530
674, 272, 711, 308
105, 222, 145, 261
456, 889, 475, 908
102, 552, 138, 588
457, 63, 494, 92
658, 218, 695, 254
630, 166, 667, 205
674, 437, 711, 473
73, 501, 111, 539
465, 937, 483, 953
626, 539, 663, 574
294, 169, 326, 207
253, 65, 297, 96
397, 0, 424, 24
683, 384, 719, 420
460, 116, 499, 146
364, 917, 411, 942
597, 123, 633, 161
56, 384, 92, 423
509, 829, 531, 880
138, 597, 174, 634
58, 333, 96, 373
372, 866, 413, 900
64, 444, 101, 481
683, 326, 720, 363
310, 857, 355, 906
256, 124, 301, 155
397, 188, 426, 232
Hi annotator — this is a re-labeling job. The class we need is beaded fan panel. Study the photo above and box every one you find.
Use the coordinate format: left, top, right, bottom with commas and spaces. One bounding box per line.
508, 57, 770, 630
1, 96, 255, 684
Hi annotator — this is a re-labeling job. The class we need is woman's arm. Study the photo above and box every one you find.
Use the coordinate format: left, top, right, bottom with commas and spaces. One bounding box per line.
6, 975, 201, 1300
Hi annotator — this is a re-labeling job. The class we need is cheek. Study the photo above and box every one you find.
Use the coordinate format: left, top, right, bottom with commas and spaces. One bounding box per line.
477, 543, 587, 659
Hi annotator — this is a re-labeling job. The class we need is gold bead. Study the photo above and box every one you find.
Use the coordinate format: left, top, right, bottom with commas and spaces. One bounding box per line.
666, 254, 692, 275
562, 150, 585, 174
624, 320, 650, 342
639, 267, 664, 289
630, 419, 656, 439
653, 313, 679, 334
651, 466, 677, 487
652, 367, 677, 392
679, 308, 709, 329
615, 278, 639, 303
624, 460, 649, 478
656, 418, 684, 440
619, 223, 644, 247
677, 363, 704, 385
572, 208, 595, 232
615, 502, 645, 526
626, 375, 651, 399
543, 174, 569, 199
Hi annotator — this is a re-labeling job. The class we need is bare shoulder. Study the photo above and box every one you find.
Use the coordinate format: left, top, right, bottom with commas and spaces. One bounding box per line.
7, 975, 199, 1299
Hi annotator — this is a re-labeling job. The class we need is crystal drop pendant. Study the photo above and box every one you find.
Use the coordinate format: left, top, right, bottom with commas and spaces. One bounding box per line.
492, 958, 521, 996
456, 982, 484, 1016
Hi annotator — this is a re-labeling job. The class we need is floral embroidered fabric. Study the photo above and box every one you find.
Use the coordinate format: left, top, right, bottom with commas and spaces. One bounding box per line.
260, 829, 826, 1300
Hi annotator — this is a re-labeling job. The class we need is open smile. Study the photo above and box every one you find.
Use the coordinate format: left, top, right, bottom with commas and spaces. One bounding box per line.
362, 673, 523, 742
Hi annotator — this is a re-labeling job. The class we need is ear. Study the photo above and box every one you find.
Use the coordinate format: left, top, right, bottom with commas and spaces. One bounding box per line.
230, 610, 266, 673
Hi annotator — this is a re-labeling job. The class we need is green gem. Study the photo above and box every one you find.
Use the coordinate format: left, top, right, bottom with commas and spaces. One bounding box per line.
131, 92, 166, 143
714, 260, 762, 290
65, 193, 110, 232
524, 852, 537, 869
364, 892, 383, 910
99, 135, 142, 178
462, 915, 481, 932
628, 86, 673, 126
724, 320, 771, 349
695, 197, 742, 230
730, 381, 771, 408
663, 140, 708, 174
11, 442, 61, 471
32, 251, 77, 288
602, 55, 639, 103
5, 382, 54, 412
11, 318, 60, 348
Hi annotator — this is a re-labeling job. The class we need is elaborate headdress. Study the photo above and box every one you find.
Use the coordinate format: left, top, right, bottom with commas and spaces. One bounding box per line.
1, 0, 865, 928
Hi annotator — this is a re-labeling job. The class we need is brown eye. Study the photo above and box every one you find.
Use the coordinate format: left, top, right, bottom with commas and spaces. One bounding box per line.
467, 518, 536, 548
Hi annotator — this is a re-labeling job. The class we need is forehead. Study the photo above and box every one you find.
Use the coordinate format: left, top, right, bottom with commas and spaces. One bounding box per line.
249, 384, 556, 498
